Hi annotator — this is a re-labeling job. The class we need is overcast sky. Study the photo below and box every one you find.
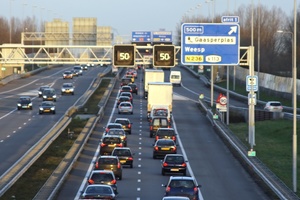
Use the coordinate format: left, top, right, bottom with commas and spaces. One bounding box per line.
1, 0, 296, 39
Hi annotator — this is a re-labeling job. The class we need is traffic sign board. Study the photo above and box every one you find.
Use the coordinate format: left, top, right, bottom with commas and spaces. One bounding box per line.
246, 75, 258, 92
152, 31, 172, 43
113, 44, 136, 67
221, 16, 239, 23
153, 45, 175, 67
131, 31, 151, 42
181, 23, 240, 66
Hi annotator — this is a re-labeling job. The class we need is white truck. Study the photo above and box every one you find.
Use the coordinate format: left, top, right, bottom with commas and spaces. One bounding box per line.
143, 69, 164, 99
169, 70, 181, 86
147, 82, 173, 118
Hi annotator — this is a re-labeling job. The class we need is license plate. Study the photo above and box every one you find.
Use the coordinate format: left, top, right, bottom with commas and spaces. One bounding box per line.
108, 144, 115, 147
161, 148, 170, 150
120, 160, 126, 163
171, 168, 179, 171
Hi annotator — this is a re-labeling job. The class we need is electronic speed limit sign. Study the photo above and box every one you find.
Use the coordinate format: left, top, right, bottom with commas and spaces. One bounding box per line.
153, 45, 175, 67
113, 44, 136, 67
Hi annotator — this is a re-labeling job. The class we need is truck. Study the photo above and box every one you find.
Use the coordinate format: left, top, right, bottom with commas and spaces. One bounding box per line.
169, 70, 182, 86
147, 82, 173, 119
143, 69, 164, 99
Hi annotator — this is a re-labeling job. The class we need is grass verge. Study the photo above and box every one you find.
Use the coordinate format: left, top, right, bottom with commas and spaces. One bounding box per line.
1, 76, 112, 200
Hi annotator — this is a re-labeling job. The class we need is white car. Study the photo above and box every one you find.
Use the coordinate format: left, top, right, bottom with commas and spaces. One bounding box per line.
264, 101, 283, 112
118, 102, 133, 114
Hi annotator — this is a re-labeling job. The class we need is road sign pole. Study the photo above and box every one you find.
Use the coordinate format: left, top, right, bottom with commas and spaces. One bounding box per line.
248, 46, 255, 148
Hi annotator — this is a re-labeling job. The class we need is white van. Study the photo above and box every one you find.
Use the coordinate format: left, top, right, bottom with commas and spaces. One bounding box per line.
169, 71, 181, 86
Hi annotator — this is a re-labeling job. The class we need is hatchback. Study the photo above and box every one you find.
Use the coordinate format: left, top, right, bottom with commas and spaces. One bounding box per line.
120, 77, 131, 86
104, 128, 127, 147
104, 123, 123, 133
94, 156, 123, 180
162, 197, 190, 200
128, 83, 138, 95
118, 102, 133, 115
100, 135, 124, 155
112, 147, 134, 168
264, 101, 283, 112
149, 116, 171, 138
114, 118, 132, 134
155, 128, 177, 143
116, 96, 131, 108
120, 85, 132, 93
87, 170, 118, 194
161, 154, 187, 176
119, 92, 133, 103
153, 139, 177, 159
81, 184, 116, 199
162, 176, 200, 200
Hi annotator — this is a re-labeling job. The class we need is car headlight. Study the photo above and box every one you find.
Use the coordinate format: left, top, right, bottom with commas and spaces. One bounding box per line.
69, 88, 74, 91
61, 89, 66, 92
53, 95, 57, 98
29, 103, 32, 106
39, 107, 44, 110
51, 107, 55, 110
43, 95, 47, 98
17, 103, 21, 106
38, 92, 42, 95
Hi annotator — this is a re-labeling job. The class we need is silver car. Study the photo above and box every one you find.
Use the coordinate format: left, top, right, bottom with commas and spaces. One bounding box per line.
118, 102, 133, 114
61, 83, 75, 95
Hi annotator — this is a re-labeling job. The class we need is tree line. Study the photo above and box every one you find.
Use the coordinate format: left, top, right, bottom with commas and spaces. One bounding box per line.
0, 4, 299, 77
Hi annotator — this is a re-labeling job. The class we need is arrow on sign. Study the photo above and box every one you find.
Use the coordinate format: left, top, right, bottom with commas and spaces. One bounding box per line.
228, 26, 237, 35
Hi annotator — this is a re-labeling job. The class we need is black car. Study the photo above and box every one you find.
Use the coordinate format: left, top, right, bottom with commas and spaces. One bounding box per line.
38, 85, 51, 97
100, 135, 124, 155
128, 83, 138, 95
94, 156, 123, 180
149, 116, 171, 138
114, 118, 132, 134
155, 128, 177, 143
17, 96, 32, 110
39, 101, 56, 114
119, 92, 133, 103
111, 147, 134, 168
61, 83, 75, 95
120, 77, 132, 86
42, 88, 57, 102
162, 176, 200, 200
80, 184, 116, 200
153, 139, 177, 159
103, 128, 127, 147
87, 170, 118, 194
161, 154, 187, 176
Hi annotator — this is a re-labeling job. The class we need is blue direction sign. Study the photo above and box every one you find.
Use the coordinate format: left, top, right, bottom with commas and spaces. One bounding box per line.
181, 23, 240, 66
152, 31, 172, 43
131, 31, 151, 42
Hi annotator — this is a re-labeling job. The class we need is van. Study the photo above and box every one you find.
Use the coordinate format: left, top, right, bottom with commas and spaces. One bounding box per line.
169, 71, 181, 86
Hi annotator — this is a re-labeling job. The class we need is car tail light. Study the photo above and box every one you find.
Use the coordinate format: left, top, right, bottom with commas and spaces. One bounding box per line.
182, 162, 187, 167
154, 146, 159, 151
128, 157, 133, 161
193, 187, 198, 193
166, 186, 171, 192
117, 143, 123, 147
130, 89, 132, 92
117, 162, 121, 168
128, 124, 131, 128
88, 179, 94, 185
163, 162, 168, 167
150, 126, 153, 131
105, 128, 109, 132
100, 143, 106, 147
111, 179, 117, 184
172, 136, 176, 141
95, 162, 99, 169
172, 146, 177, 152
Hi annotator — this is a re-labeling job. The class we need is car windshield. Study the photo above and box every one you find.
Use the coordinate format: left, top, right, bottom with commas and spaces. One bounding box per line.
166, 156, 184, 163
270, 102, 281, 106
121, 103, 131, 107
103, 137, 121, 144
90, 173, 113, 182
157, 140, 174, 146
158, 130, 174, 136
86, 186, 112, 194
20, 97, 30, 101
170, 180, 195, 188
99, 158, 118, 164
107, 130, 124, 136
42, 102, 53, 106
113, 149, 131, 156
115, 120, 129, 125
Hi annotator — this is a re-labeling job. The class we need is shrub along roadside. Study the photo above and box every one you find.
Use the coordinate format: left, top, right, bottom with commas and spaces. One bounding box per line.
1, 78, 111, 200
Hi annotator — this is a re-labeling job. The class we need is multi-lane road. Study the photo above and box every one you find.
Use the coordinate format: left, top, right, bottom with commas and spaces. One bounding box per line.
55, 66, 270, 200
0, 65, 272, 199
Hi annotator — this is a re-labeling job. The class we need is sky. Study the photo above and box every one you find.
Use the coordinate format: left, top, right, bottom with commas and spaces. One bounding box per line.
0, 0, 296, 40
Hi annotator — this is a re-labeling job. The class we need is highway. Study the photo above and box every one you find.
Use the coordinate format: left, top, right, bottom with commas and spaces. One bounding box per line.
56, 66, 270, 200
0, 65, 107, 176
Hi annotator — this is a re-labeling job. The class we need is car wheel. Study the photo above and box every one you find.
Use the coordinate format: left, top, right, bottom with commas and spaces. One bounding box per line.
118, 111, 120, 114
30, 107, 32, 110
61, 93, 63, 95
72, 92, 74, 95
17, 107, 20, 110
150, 132, 152, 138
131, 112, 133, 115
130, 164, 133, 168
183, 170, 186, 176
119, 175, 122, 180
129, 131, 131, 135
39, 112, 42, 115
161, 169, 165, 175
53, 111, 56, 114
153, 154, 156, 159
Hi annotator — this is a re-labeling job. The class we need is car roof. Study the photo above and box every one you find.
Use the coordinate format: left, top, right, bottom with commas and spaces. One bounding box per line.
119, 102, 132, 105
102, 135, 122, 138
169, 176, 195, 181
157, 128, 174, 131
113, 147, 131, 151
90, 169, 115, 174
98, 155, 118, 159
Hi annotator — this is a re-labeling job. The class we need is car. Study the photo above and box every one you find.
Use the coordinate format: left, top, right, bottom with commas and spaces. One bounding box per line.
125, 73, 135, 83
149, 116, 171, 138
73, 65, 83, 75
103, 128, 127, 147
94, 156, 123, 180
71, 69, 79, 76
128, 83, 138, 95
162, 176, 200, 200
61, 83, 74, 95
116, 96, 131, 108
264, 101, 283, 112
161, 154, 187, 176
153, 139, 177, 159
104, 122, 123, 133
80, 184, 116, 200
120, 77, 132, 86
82, 64, 88, 70
42, 88, 57, 102
118, 102, 133, 115
87, 170, 118, 194
155, 128, 177, 143
62, 70, 73, 79
114, 118, 132, 134
111, 147, 134, 168
148, 106, 171, 123
38, 85, 51, 97
162, 197, 190, 200
120, 85, 132, 93
17, 96, 33, 110
100, 135, 124, 155
39, 101, 56, 114
119, 92, 133, 103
